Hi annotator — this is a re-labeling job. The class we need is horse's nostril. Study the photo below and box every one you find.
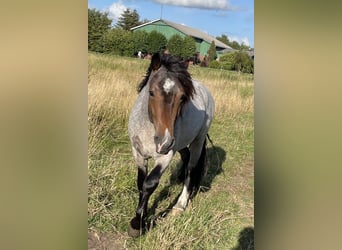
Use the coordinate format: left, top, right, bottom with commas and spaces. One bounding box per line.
154, 136, 160, 142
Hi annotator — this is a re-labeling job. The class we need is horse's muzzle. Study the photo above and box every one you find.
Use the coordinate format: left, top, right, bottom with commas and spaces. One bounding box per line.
154, 135, 175, 155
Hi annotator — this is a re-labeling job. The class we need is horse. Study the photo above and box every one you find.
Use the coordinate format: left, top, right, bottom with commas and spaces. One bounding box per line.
128, 52, 215, 237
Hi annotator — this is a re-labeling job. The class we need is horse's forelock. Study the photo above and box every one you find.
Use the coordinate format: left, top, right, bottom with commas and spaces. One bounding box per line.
137, 53, 194, 98
160, 54, 194, 100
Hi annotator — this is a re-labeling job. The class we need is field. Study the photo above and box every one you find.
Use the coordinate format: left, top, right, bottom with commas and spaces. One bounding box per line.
88, 53, 254, 249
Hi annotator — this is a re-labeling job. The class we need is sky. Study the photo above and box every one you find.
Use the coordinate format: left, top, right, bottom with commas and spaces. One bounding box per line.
88, 0, 254, 48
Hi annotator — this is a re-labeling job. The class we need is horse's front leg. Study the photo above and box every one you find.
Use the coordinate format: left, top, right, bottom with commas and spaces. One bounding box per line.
128, 154, 148, 237
172, 138, 206, 215
129, 151, 174, 237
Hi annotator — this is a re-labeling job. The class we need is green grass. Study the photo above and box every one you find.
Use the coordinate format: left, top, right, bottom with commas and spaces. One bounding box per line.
88, 53, 254, 249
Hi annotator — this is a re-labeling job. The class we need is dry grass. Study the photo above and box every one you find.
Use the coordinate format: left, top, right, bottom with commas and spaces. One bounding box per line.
189, 66, 254, 119
88, 53, 253, 123
88, 53, 254, 249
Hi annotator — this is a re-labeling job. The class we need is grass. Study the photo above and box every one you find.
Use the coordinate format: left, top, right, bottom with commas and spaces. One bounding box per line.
88, 53, 254, 249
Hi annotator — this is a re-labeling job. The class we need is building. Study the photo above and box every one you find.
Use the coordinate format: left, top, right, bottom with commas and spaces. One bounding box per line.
130, 19, 232, 59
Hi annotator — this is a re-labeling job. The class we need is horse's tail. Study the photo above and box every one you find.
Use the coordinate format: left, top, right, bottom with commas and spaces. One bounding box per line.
190, 137, 207, 198
206, 133, 214, 147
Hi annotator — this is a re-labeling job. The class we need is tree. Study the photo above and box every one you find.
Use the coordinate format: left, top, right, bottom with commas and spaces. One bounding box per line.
116, 8, 141, 30
132, 30, 149, 54
216, 34, 230, 46
88, 8, 112, 52
207, 41, 217, 62
219, 52, 236, 70
218, 51, 254, 73
167, 34, 183, 57
181, 36, 196, 59
231, 41, 241, 50
146, 31, 167, 54
240, 42, 250, 51
102, 28, 134, 56
216, 34, 251, 51
234, 51, 253, 73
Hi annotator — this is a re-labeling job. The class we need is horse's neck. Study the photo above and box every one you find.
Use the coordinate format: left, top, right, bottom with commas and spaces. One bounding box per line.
138, 85, 151, 120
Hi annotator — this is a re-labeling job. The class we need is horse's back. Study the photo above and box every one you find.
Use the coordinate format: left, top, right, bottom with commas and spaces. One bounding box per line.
193, 79, 215, 121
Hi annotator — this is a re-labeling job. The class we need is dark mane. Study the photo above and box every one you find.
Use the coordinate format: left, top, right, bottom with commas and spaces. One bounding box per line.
137, 64, 152, 93
137, 53, 194, 100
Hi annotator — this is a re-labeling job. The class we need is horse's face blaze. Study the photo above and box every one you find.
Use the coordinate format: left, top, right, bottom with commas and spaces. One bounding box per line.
148, 74, 185, 154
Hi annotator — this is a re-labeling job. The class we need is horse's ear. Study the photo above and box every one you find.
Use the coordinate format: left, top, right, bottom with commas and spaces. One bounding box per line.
151, 53, 161, 71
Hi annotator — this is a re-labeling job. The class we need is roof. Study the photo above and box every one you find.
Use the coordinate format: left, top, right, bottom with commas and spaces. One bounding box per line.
218, 47, 237, 53
131, 19, 231, 50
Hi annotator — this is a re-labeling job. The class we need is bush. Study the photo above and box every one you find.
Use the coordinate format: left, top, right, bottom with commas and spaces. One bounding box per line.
132, 30, 149, 54
181, 36, 196, 59
146, 31, 167, 54
167, 35, 196, 59
101, 28, 134, 56
167, 34, 183, 57
219, 52, 235, 70
219, 51, 254, 73
234, 51, 254, 74
208, 60, 221, 69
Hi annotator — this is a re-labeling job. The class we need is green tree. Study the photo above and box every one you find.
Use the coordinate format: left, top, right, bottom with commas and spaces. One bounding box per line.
219, 51, 254, 73
167, 34, 183, 57
216, 34, 251, 51
116, 8, 141, 30
146, 31, 167, 54
88, 8, 112, 52
207, 41, 217, 62
216, 34, 230, 46
219, 52, 236, 70
132, 30, 149, 54
102, 28, 134, 56
234, 51, 253, 73
181, 36, 196, 58
230, 41, 241, 50
240, 42, 250, 51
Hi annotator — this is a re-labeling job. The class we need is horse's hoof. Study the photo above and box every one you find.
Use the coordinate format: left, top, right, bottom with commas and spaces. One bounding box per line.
128, 226, 143, 237
171, 207, 184, 216
128, 217, 145, 237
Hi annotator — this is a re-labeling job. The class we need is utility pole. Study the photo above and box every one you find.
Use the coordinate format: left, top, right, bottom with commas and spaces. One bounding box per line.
160, 4, 163, 19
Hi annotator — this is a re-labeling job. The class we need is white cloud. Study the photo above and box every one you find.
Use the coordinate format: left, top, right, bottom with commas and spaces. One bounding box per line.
108, 1, 127, 22
241, 37, 250, 46
229, 36, 250, 47
153, 0, 233, 10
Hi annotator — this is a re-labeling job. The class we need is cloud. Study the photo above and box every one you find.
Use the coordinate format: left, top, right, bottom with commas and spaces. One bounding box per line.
229, 36, 250, 46
152, 0, 234, 10
108, 1, 127, 22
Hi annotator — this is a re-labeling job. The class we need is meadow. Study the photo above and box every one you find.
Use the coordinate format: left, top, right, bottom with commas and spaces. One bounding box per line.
88, 53, 254, 249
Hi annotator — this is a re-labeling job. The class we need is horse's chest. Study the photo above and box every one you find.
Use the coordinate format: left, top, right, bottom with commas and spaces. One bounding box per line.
130, 125, 155, 158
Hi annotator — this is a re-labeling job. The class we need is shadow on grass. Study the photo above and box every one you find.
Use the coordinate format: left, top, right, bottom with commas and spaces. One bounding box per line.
201, 145, 226, 192
232, 227, 254, 250
147, 145, 226, 226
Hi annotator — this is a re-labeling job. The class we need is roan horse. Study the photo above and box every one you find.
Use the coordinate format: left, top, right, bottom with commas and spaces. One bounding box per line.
128, 52, 215, 237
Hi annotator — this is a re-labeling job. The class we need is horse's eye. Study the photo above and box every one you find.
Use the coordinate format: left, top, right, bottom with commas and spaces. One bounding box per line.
149, 91, 154, 97
180, 94, 186, 102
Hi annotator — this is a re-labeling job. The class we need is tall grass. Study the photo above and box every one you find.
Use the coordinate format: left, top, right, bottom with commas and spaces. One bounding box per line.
88, 53, 254, 249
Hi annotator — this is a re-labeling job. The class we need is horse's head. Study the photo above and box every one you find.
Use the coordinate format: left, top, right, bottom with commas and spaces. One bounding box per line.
146, 53, 194, 154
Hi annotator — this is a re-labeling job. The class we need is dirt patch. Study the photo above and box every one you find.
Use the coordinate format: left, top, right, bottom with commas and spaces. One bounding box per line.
88, 230, 128, 250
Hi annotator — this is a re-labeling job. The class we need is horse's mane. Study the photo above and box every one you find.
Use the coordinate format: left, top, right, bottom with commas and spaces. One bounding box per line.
137, 53, 194, 100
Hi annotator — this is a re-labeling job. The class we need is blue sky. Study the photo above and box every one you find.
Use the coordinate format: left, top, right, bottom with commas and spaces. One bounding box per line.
88, 0, 254, 48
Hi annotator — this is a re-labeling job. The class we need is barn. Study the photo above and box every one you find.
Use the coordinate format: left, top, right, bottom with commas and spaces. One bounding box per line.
130, 19, 232, 59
